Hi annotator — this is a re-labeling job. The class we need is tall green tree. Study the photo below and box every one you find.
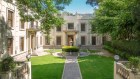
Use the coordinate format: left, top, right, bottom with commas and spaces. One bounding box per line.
89, 0, 140, 40
15, 0, 71, 33
132, 0, 140, 40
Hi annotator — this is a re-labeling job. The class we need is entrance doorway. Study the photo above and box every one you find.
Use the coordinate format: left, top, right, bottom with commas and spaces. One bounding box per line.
67, 35, 74, 46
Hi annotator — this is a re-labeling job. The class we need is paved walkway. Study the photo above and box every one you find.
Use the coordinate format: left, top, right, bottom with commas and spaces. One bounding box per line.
62, 56, 82, 79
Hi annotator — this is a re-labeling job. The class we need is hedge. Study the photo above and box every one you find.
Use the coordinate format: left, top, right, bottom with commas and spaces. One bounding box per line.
62, 46, 79, 52
103, 40, 140, 59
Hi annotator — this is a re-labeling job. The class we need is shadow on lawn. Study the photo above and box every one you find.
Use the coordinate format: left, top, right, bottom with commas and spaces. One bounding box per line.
32, 63, 64, 79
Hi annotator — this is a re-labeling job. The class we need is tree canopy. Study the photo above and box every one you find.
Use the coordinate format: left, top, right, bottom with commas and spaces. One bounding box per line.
15, 0, 72, 33
89, 0, 140, 40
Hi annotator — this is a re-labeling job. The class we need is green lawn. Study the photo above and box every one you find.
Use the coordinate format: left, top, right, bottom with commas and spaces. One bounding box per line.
78, 55, 114, 79
31, 55, 64, 79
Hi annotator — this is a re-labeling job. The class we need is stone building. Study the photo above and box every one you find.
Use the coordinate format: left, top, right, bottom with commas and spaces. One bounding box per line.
0, 0, 43, 60
0, 0, 109, 59
43, 13, 105, 49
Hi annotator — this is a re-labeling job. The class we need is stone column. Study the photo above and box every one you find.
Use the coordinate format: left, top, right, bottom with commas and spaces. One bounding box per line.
26, 61, 31, 79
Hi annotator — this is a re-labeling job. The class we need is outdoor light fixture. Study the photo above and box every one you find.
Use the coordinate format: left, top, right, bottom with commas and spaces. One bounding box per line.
26, 53, 31, 61
114, 55, 120, 62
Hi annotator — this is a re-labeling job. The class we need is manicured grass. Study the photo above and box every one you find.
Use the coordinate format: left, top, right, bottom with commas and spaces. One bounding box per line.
78, 55, 114, 79
31, 55, 64, 79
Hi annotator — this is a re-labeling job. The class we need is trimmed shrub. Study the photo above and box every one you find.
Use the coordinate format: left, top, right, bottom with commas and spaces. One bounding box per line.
103, 40, 140, 59
62, 46, 79, 52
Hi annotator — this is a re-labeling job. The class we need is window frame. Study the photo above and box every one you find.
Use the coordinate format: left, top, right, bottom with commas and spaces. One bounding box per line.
30, 21, 34, 28
7, 10, 14, 28
68, 23, 74, 29
92, 36, 96, 45
20, 37, 24, 51
20, 20, 25, 30
35, 21, 38, 28
81, 36, 86, 45
56, 36, 61, 45
81, 23, 86, 32
7, 38, 13, 55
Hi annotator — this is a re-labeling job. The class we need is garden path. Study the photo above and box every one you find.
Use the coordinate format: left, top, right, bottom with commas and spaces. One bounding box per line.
62, 56, 82, 79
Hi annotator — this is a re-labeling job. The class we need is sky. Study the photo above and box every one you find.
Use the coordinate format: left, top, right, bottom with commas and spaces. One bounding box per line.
63, 0, 93, 14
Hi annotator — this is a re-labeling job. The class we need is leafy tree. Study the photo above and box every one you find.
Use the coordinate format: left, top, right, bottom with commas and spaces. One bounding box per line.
15, 0, 71, 34
132, 0, 140, 40
89, 0, 140, 40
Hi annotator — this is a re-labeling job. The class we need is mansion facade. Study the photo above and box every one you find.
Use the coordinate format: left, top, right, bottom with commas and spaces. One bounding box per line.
0, 0, 109, 60
44, 13, 104, 48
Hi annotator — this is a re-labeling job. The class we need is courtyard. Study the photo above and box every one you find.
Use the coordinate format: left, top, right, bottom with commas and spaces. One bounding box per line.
0, 0, 140, 79
31, 49, 114, 79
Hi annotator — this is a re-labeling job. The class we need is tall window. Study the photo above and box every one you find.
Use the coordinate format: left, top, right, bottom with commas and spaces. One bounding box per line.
102, 36, 107, 44
56, 27, 61, 32
30, 21, 34, 27
7, 38, 13, 55
20, 37, 24, 51
8, 10, 13, 27
20, 20, 25, 29
92, 36, 96, 45
40, 36, 42, 45
68, 23, 74, 29
56, 36, 61, 45
81, 36, 86, 45
36, 21, 38, 28
81, 23, 86, 31
45, 36, 50, 45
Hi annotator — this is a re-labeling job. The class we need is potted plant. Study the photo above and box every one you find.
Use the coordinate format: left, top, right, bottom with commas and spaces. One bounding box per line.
129, 57, 140, 73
